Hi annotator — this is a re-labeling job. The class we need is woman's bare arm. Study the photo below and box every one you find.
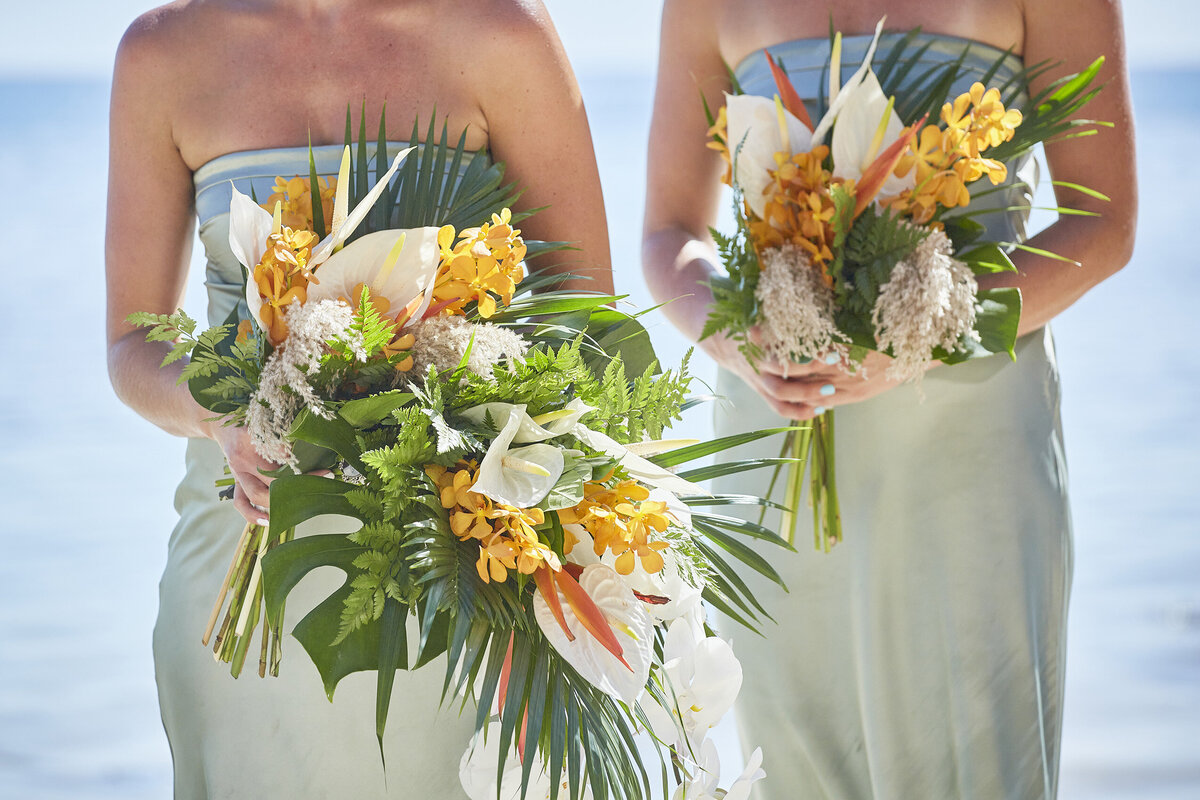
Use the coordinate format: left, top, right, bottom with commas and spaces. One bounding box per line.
984, 0, 1137, 330
641, 0, 823, 418
641, 0, 727, 342
481, 1, 614, 294
106, 15, 210, 439
106, 14, 277, 522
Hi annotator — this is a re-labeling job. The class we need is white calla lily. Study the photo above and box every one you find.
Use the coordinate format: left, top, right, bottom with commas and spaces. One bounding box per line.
533, 564, 653, 704
811, 17, 887, 144
829, 70, 914, 196
725, 92, 814, 219
227, 146, 414, 334
460, 398, 590, 444
227, 189, 273, 277
571, 424, 704, 497
471, 404, 565, 507
642, 617, 743, 752
304, 226, 441, 326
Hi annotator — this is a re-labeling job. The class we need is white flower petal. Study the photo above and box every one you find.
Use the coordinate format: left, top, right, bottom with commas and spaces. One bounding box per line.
724, 747, 767, 800
686, 637, 743, 729
459, 731, 555, 800
650, 619, 743, 752
311, 147, 414, 265
471, 406, 564, 507
811, 17, 887, 144
572, 425, 704, 497
461, 399, 592, 443
830, 71, 913, 195
533, 564, 653, 705
228, 185, 274, 328
668, 739, 723, 800
306, 227, 440, 320
724, 93, 813, 219
566, 527, 704, 624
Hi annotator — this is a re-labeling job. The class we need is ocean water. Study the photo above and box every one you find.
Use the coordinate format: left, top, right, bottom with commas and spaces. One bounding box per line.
0, 64, 1197, 799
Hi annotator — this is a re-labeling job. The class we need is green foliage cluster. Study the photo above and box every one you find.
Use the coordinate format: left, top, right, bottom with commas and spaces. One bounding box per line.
826, 202, 929, 348
127, 309, 262, 426
699, 190, 765, 365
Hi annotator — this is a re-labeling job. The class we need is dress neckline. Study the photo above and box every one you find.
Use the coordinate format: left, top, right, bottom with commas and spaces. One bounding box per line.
734, 30, 1022, 78
192, 141, 417, 184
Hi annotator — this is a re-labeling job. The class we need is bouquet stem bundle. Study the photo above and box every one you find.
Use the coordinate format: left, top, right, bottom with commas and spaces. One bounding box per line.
203, 522, 294, 677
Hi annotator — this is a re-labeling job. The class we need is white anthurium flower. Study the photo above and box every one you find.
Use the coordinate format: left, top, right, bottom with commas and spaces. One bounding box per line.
725, 92, 814, 219
458, 730, 592, 800
811, 17, 887, 145
460, 398, 590, 444
471, 404, 565, 508
571, 425, 705, 498
566, 525, 704, 624
641, 617, 743, 753
228, 146, 414, 333
669, 740, 766, 800
304, 226, 442, 327
533, 563, 653, 705
829, 69, 914, 197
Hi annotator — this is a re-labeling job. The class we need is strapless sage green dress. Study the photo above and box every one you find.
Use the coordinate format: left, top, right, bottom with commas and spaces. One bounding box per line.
714, 35, 1072, 800
154, 144, 475, 799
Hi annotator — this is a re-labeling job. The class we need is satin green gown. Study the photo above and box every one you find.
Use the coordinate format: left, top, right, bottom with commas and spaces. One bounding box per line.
714, 35, 1072, 800
154, 144, 475, 799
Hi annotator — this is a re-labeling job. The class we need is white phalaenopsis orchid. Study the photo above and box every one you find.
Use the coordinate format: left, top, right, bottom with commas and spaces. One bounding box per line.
458, 730, 593, 800
669, 739, 765, 800
533, 564, 653, 705
227, 146, 415, 334
565, 518, 704, 624
642, 617, 743, 753
468, 404, 565, 508
725, 92, 814, 219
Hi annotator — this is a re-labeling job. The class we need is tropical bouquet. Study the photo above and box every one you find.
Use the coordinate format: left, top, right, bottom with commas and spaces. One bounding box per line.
131, 111, 786, 799
703, 20, 1107, 549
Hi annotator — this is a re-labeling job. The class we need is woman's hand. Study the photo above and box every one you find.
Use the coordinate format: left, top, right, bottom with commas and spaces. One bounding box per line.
208, 422, 278, 526
750, 350, 907, 420
703, 325, 906, 420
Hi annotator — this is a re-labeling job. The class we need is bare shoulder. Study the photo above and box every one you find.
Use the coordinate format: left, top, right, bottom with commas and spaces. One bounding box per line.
455, 0, 559, 56
116, 1, 204, 63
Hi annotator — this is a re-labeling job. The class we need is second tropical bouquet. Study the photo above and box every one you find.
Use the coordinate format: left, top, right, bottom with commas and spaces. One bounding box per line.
704, 20, 1107, 548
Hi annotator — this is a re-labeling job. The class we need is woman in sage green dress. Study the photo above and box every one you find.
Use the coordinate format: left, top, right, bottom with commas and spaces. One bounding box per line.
105, 1, 611, 797
642, 1, 1136, 798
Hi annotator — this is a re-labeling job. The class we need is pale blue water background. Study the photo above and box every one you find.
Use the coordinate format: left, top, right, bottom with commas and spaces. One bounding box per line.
1, 14, 1198, 800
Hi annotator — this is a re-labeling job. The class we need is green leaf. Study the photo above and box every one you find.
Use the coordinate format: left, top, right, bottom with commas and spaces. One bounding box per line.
647, 427, 797, 468
957, 243, 1017, 274
290, 409, 368, 473
337, 391, 415, 428
676, 457, 798, 483
266, 474, 365, 539
693, 519, 787, 588
375, 598, 409, 750
939, 286, 1023, 364
538, 454, 593, 511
